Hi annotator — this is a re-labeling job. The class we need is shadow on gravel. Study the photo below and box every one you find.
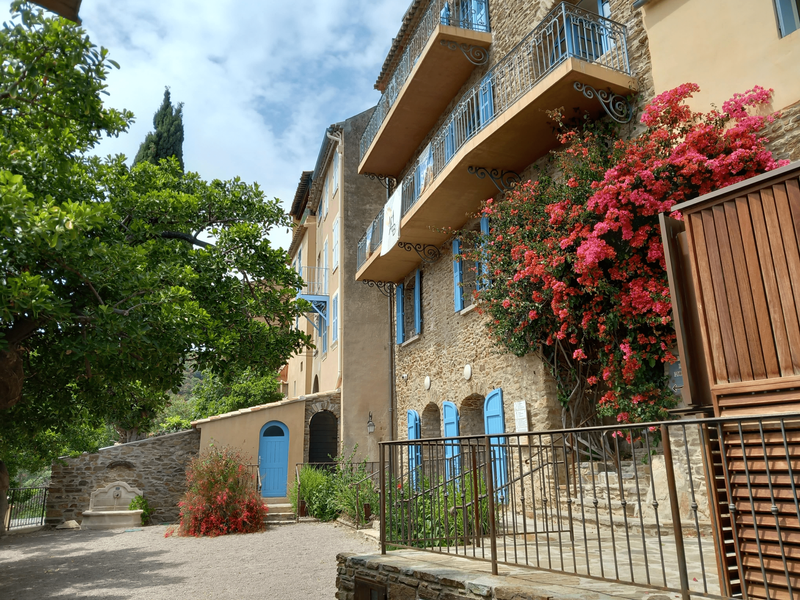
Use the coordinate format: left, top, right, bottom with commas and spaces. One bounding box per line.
0, 532, 185, 600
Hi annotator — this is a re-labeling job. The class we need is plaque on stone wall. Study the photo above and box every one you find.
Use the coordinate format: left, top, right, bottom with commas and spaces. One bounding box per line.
514, 401, 528, 433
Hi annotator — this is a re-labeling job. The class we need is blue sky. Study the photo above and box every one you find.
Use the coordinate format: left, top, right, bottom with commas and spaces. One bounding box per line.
70, 0, 408, 250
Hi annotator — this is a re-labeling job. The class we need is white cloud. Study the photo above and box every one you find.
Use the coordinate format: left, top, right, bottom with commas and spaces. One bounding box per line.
73, 0, 408, 250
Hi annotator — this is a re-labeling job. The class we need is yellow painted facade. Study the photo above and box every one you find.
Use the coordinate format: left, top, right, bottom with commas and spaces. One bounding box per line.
644, 0, 800, 112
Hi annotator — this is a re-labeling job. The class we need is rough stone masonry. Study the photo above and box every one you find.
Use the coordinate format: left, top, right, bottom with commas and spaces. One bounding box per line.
46, 429, 200, 526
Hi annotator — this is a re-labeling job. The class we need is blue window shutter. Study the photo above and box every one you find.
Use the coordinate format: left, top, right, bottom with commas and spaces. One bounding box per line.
452, 239, 464, 312
478, 216, 491, 290
484, 389, 508, 499
445, 122, 455, 162
442, 401, 461, 479
407, 410, 422, 488
479, 76, 494, 123
331, 295, 338, 343
396, 283, 405, 344
414, 269, 422, 335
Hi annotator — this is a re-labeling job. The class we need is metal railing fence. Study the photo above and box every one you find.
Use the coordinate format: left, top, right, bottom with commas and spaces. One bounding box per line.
5, 487, 48, 530
379, 413, 800, 600
297, 266, 329, 296
244, 464, 261, 494
356, 3, 630, 270
360, 0, 490, 162
356, 210, 384, 270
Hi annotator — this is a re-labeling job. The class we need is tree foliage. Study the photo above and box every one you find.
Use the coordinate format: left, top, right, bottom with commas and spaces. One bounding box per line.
133, 88, 185, 171
190, 368, 283, 419
471, 84, 785, 428
0, 3, 311, 474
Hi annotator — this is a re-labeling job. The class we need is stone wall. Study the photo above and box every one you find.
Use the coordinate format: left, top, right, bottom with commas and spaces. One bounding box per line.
766, 99, 800, 163
47, 429, 200, 526
394, 242, 561, 442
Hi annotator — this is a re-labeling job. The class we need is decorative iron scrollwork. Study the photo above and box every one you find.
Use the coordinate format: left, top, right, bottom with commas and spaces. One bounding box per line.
398, 241, 441, 264
467, 166, 521, 192
439, 39, 489, 66
363, 280, 396, 297
573, 82, 633, 124
363, 173, 396, 192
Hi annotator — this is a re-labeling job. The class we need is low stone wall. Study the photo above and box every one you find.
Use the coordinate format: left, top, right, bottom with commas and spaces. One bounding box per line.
336, 551, 662, 600
46, 429, 200, 526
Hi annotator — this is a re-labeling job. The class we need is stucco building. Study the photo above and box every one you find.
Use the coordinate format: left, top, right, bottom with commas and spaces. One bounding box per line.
194, 110, 392, 499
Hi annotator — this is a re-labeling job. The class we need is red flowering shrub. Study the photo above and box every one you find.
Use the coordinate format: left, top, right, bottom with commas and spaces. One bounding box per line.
176, 445, 267, 537
472, 84, 786, 426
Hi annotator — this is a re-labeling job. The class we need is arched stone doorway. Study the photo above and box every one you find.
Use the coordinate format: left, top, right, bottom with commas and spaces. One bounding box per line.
421, 403, 441, 439
308, 410, 338, 464
459, 393, 484, 436
420, 402, 442, 480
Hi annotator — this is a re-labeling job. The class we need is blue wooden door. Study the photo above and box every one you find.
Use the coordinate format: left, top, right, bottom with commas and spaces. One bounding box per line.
442, 401, 461, 480
484, 389, 508, 501
407, 410, 422, 488
259, 421, 289, 497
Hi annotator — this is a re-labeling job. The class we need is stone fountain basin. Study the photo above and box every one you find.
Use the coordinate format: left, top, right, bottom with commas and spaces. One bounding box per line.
81, 509, 144, 530
79, 481, 145, 531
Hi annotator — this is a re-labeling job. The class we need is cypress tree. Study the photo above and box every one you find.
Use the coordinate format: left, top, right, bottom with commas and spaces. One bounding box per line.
134, 88, 185, 170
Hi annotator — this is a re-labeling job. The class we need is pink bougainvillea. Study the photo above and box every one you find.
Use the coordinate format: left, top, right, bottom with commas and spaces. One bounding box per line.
469, 84, 786, 426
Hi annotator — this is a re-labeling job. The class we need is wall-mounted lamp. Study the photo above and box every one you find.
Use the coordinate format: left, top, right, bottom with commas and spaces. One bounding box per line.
367, 412, 375, 435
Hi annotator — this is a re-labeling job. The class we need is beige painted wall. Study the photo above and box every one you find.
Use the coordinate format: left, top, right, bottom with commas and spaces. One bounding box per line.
194, 399, 306, 498
644, 0, 800, 111
310, 156, 342, 395
286, 221, 316, 399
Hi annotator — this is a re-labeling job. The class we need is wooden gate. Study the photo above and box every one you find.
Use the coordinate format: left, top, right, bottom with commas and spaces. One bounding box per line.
662, 161, 800, 599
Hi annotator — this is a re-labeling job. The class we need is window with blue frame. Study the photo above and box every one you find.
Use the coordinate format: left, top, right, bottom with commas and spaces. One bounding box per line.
396, 269, 422, 344
453, 218, 490, 311
319, 312, 328, 354
775, 0, 800, 36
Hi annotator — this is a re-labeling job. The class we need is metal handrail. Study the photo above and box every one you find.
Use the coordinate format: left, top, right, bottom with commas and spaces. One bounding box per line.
360, 0, 490, 162
356, 2, 630, 269
356, 210, 384, 270
379, 413, 800, 600
297, 266, 329, 296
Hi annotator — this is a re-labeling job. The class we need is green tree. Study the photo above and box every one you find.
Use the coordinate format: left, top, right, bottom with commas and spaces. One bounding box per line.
0, 3, 311, 475
191, 368, 284, 419
133, 88, 185, 170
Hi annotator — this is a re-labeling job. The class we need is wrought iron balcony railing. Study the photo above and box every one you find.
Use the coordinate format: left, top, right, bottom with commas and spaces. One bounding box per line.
356, 210, 384, 270
356, 3, 630, 272
359, 0, 490, 163
297, 266, 329, 297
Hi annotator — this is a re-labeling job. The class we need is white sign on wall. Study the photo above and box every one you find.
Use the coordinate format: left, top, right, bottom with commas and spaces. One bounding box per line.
381, 187, 403, 256
514, 401, 529, 433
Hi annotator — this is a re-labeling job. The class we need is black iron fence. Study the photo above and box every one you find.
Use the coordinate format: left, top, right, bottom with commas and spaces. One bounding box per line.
379, 413, 800, 600
5, 487, 48, 530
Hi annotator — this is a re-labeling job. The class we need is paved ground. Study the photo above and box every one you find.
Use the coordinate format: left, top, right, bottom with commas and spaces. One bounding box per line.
0, 522, 378, 599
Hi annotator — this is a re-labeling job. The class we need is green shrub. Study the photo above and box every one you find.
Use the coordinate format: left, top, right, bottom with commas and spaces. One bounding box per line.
387, 472, 494, 548
300, 466, 338, 521
332, 450, 379, 525
129, 495, 154, 526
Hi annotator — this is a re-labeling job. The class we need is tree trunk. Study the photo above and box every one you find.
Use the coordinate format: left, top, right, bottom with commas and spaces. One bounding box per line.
0, 349, 24, 410
0, 460, 9, 536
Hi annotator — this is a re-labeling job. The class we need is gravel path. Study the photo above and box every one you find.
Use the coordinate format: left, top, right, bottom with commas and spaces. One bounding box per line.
0, 522, 378, 599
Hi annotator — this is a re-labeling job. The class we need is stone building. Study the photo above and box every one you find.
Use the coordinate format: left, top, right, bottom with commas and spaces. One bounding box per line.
350, 0, 800, 449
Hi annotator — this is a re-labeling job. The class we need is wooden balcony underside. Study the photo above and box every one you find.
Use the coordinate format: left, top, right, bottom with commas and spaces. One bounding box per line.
358, 26, 493, 178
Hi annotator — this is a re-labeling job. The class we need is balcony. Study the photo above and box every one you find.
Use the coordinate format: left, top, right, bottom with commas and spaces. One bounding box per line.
356, 2, 633, 282
297, 266, 329, 334
358, 0, 492, 178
